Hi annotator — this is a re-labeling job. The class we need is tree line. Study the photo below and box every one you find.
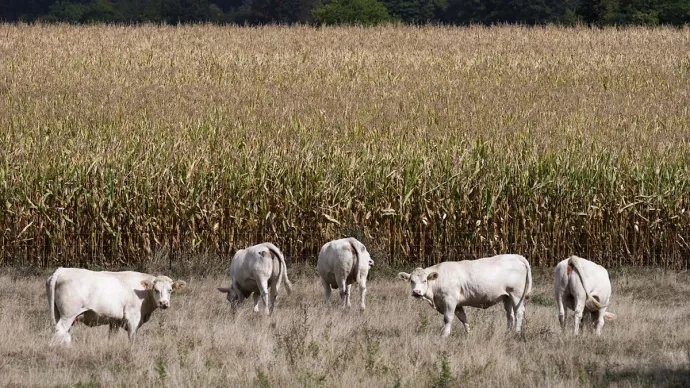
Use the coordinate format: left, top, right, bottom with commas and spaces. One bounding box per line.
1, 0, 689, 26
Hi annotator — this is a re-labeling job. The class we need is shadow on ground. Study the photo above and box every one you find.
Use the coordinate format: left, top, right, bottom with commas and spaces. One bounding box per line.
604, 367, 690, 387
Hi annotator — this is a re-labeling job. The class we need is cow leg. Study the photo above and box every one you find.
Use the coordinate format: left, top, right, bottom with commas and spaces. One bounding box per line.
556, 293, 567, 331
258, 280, 270, 315
454, 306, 470, 333
125, 311, 141, 343
52, 314, 80, 346
573, 301, 585, 336
441, 300, 458, 338
252, 294, 261, 313
346, 284, 353, 309
269, 280, 280, 314
320, 278, 332, 307
513, 301, 526, 333
503, 298, 516, 331
358, 278, 367, 311
593, 310, 605, 335
338, 278, 348, 309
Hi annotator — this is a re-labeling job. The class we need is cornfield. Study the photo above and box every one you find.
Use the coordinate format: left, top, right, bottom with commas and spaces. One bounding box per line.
1, 24, 689, 269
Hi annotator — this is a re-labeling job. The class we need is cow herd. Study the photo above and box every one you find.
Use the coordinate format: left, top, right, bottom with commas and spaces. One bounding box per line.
45, 237, 616, 346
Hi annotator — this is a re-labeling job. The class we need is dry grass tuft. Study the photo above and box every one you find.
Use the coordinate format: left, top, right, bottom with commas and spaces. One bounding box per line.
1, 269, 689, 387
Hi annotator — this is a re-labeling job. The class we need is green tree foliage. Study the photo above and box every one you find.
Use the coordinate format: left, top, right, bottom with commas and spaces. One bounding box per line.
1, 0, 690, 32
313, 0, 391, 25
250, 0, 320, 23
381, 0, 446, 23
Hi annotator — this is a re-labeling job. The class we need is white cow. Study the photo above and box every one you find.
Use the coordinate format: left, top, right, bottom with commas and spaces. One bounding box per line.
317, 237, 374, 310
46, 267, 187, 345
398, 254, 532, 337
554, 255, 616, 335
217, 242, 292, 314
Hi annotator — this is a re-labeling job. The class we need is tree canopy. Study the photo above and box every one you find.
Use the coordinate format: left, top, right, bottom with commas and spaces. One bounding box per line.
1, 0, 688, 25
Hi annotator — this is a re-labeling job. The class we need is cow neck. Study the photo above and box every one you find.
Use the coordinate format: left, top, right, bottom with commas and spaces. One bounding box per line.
346, 240, 360, 285
143, 282, 157, 313
425, 283, 436, 304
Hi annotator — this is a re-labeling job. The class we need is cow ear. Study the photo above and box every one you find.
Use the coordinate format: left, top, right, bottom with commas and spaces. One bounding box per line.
397, 272, 410, 281
427, 272, 439, 281
368, 259, 374, 266
172, 280, 187, 290
141, 280, 154, 290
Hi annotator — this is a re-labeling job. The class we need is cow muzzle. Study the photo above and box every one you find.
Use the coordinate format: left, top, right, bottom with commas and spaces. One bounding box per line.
412, 290, 423, 298
159, 302, 170, 309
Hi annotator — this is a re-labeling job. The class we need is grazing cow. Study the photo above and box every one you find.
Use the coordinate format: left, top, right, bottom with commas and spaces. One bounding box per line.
46, 267, 187, 345
398, 254, 532, 337
217, 242, 292, 314
317, 237, 374, 310
554, 255, 616, 335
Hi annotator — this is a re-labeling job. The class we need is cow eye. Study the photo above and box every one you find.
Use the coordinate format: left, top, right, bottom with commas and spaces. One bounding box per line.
154, 289, 160, 293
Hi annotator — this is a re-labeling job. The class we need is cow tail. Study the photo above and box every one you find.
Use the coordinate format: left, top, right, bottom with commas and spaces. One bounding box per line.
520, 255, 532, 301
266, 244, 292, 294
568, 256, 605, 310
47, 268, 61, 325
346, 238, 360, 284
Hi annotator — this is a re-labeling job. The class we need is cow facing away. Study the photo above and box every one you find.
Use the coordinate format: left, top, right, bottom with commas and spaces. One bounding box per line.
217, 243, 292, 314
554, 255, 616, 335
317, 237, 374, 310
46, 267, 187, 345
398, 254, 532, 337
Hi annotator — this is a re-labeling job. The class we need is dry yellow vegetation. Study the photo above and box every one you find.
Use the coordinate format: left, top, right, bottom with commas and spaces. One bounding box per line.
0, 25, 689, 268
1, 268, 689, 387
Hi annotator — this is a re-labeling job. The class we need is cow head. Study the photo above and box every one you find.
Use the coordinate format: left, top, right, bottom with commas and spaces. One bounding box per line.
141, 276, 187, 309
398, 268, 438, 299
217, 286, 237, 303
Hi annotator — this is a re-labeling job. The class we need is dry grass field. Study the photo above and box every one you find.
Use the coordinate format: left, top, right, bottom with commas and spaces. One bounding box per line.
1, 267, 689, 387
1, 24, 689, 268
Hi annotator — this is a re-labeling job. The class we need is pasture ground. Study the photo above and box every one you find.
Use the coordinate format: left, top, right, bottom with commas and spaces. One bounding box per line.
1, 266, 689, 387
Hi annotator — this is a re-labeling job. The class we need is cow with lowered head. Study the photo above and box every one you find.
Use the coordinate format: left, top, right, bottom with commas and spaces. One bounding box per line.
217, 242, 293, 314
554, 255, 616, 335
317, 237, 374, 310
